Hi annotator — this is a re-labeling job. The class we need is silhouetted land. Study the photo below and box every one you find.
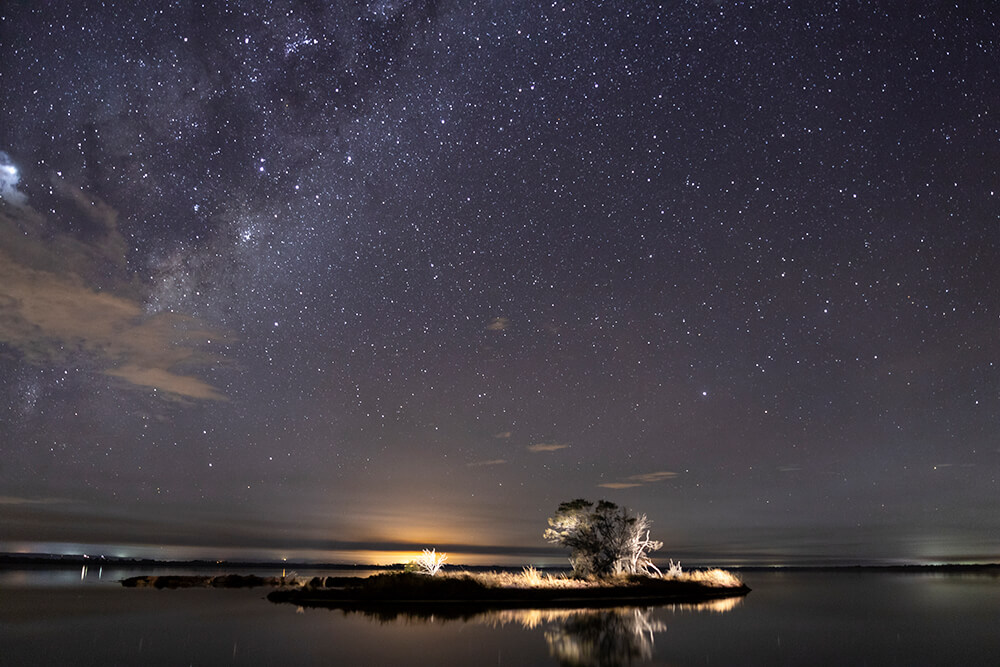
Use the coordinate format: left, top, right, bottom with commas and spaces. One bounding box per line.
121, 574, 284, 589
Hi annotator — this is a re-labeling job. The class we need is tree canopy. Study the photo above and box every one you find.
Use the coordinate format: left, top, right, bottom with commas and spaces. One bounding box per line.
543, 499, 663, 577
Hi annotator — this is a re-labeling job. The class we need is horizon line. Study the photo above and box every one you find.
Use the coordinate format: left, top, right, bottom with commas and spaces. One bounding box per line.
3, 550, 998, 570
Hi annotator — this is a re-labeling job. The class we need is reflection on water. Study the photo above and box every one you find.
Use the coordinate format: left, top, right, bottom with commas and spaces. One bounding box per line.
481, 596, 743, 630
329, 596, 743, 666
541, 608, 665, 667
0, 565, 112, 587
491, 598, 742, 667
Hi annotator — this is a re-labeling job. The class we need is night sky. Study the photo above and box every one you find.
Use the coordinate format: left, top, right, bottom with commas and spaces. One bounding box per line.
1, 1, 997, 567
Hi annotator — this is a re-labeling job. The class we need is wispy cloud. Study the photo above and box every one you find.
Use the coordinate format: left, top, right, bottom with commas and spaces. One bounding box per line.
486, 316, 509, 331
527, 442, 570, 453
598, 470, 678, 489
0, 185, 228, 401
626, 471, 678, 483
467, 459, 507, 467
494, 431, 512, 439
0, 495, 73, 506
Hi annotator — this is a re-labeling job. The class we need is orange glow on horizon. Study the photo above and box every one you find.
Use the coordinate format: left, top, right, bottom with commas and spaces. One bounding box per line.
329, 549, 541, 568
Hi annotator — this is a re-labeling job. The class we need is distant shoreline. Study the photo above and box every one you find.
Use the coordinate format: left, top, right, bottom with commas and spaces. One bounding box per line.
0, 553, 409, 571
2, 552, 998, 573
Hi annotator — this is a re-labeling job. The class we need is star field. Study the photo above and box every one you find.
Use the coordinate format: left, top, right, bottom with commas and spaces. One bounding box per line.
0, 1, 997, 565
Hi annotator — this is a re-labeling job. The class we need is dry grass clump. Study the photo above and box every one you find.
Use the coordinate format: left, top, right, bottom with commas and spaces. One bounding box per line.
440, 566, 742, 590
461, 567, 592, 589
673, 568, 743, 588
519, 565, 543, 587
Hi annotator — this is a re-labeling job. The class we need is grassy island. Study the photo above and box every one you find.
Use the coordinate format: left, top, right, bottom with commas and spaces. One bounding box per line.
120, 567, 749, 610
265, 568, 750, 611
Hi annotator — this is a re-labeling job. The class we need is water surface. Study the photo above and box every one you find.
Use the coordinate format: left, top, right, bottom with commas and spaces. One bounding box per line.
1, 568, 997, 665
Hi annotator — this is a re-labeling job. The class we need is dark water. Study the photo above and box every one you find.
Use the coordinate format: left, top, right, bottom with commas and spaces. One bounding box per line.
1, 568, 998, 665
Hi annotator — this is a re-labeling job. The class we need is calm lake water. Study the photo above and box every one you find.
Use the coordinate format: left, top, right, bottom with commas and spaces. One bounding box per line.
1, 567, 998, 665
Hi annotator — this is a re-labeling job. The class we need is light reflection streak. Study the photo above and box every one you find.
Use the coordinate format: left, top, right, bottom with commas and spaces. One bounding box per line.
324, 595, 744, 664
476, 596, 742, 631
471, 600, 742, 666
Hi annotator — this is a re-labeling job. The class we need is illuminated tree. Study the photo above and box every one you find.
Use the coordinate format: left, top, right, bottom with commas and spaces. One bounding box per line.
413, 548, 447, 575
543, 499, 663, 577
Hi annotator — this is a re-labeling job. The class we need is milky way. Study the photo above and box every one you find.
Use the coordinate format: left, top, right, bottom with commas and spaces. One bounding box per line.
1, 1, 997, 565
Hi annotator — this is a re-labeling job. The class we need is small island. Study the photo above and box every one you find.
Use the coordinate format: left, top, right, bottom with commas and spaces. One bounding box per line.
265, 567, 749, 612
122, 499, 750, 610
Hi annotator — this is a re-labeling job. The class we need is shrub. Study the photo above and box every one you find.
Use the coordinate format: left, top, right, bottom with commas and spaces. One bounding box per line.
411, 548, 448, 576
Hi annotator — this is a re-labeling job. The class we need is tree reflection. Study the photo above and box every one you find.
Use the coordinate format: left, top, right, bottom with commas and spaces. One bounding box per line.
542, 607, 664, 666
488, 601, 741, 666
330, 597, 741, 665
